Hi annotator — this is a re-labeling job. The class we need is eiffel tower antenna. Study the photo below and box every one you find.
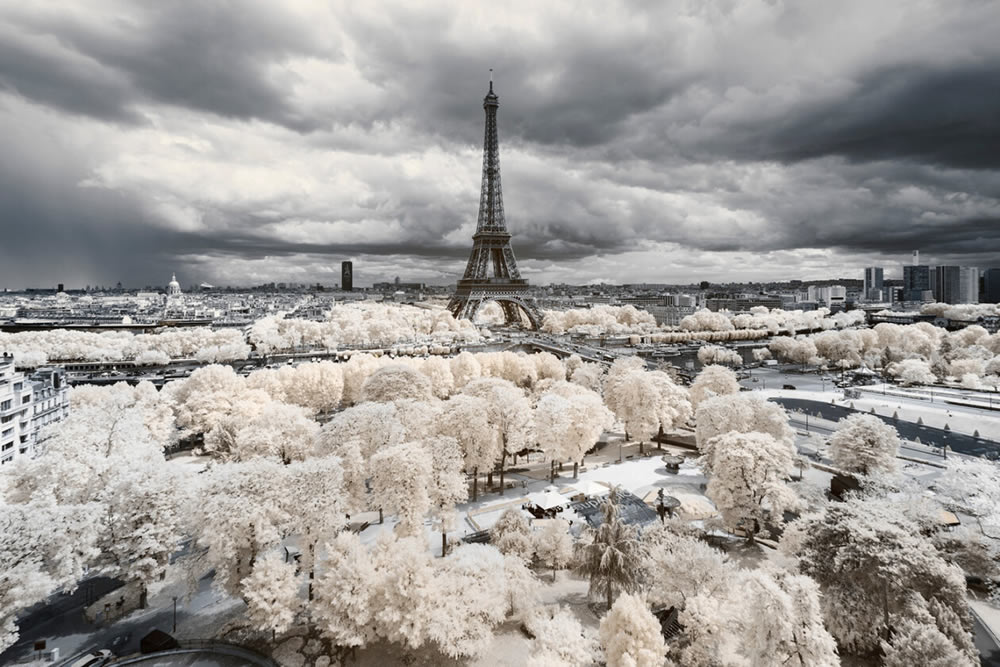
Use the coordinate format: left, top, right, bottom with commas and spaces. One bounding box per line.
447, 75, 543, 329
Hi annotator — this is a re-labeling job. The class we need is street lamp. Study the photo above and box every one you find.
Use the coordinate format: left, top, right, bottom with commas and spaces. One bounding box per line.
172, 596, 178, 632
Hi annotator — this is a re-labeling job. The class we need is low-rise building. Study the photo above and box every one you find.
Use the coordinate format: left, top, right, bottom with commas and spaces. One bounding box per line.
0, 355, 69, 465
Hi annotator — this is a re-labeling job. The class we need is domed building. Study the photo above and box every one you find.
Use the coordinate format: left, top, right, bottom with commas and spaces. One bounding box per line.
167, 273, 182, 297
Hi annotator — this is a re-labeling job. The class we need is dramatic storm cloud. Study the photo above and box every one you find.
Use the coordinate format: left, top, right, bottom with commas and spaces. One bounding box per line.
1, 0, 998, 288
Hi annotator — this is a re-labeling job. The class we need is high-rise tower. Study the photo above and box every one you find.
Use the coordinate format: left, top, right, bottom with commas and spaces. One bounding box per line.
447, 76, 543, 328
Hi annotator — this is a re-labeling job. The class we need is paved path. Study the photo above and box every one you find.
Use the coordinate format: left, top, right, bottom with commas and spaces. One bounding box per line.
772, 396, 1000, 460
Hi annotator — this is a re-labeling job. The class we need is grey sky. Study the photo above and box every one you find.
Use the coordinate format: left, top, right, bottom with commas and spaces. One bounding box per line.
1, 0, 998, 289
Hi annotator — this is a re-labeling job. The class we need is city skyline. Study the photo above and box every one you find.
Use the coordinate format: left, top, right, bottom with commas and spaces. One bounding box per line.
1, 1, 999, 288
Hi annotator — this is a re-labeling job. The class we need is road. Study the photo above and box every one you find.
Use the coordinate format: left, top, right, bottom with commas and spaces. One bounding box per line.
2, 571, 225, 666
974, 614, 1000, 667
773, 396, 1000, 460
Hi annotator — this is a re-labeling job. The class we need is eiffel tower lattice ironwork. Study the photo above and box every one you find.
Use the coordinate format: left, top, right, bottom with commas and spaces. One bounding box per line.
448, 77, 543, 329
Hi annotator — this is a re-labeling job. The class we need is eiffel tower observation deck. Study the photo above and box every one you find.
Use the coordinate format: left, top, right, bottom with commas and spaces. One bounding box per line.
447, 75, 544, 329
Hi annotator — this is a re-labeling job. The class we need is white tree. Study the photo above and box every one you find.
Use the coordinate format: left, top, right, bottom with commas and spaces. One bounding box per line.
647, 370, 693, 435
370, 441, 432, 537
888, 358, 937, 385
437, 394, 497, 501
569, 362, 605, 393
535, 381, 614, 479
881, 609, 977, 667
193, 459, 291, 596
828, 413, 900, 476
697, 344, 742, 366
337, 352, 380, 404
280, 361, 344, 414
462, 377, 533, 493
219, 400, 319, 464
705, 431, 798, 543
422, 436, 468, 556
781, 499, 974, 658
361, 363, 434, 403
599, 593, 666, 667
369, 535, 437, 650
419, 355, 455, 398
313, 532, 378, 651
576, 488, 645, 609
242, 553, 301, 638
0, 499, 101, 652
606, 368, 665, 446
534, 519, 575, 580
98, 464, 187, 605
284, 456, 346, 599
689, 364, 741, 410
695, 393, 794, 476
603, 357, 648, 436
643, 525, 731, 610
317, 401, 404, 460
449, 351, 482, 390
166, 364, 247, 436
491, 508, 535, 562
739, 567, 839, 667
428, 544, 510, 659
525, 605, 601, 667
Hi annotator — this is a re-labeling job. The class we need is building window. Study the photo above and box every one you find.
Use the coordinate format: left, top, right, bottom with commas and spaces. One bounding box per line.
22, 395, 30, 404
1, 415, 11, 424
2, 442, 12, 451
1, 455, 12, 464
13, 382, 22, 391
1, 400, 10, 411
1, 428, 11, 438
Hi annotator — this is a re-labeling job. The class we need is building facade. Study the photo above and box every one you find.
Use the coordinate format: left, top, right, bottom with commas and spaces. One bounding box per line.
903, 265, 932, 302
960, 267, 979, 304
931, 266, 978, 304
863, 267, 884, 301
985, 268, 1000, 304
341, 261, 353, 292
0, 355, 69, 466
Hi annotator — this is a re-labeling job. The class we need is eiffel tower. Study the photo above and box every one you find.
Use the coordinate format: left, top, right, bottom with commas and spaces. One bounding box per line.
447, 75, 544, 329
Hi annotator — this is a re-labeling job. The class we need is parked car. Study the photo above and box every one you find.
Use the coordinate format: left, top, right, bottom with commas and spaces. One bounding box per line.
69, 649, 113, 667
782, 384, 796, 390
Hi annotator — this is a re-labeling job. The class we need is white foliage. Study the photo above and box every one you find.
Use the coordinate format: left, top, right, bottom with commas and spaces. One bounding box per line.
525, 605, 601, 667
242, 553, 301, 636
370, 441, 432, 537
536, 382, 615, 466
689, 364, 741, 410
437, 393, 498, 474
492, 509, 535, 562
542, 305, 657, 335
599, 593, 666, 667
313, 532, 378, 649
697, 344, 742, 366
781, 499, 974, 656
828, 413, 900, 476
705, 431, 799, 540
695, 393, 794, 476
361, 363, 433, 403
534, 519, 576, 573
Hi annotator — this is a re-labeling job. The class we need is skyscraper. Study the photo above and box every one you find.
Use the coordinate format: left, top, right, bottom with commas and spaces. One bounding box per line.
863, 267, 883, 301
902, 265, 930, 302
934, 266, 961, 304
341, 261, 353, 292
984, 268, 1000, 304
959, 267, 979, 304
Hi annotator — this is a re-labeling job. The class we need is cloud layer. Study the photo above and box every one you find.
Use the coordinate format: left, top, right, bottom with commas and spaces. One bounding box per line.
1, 0, 999, 289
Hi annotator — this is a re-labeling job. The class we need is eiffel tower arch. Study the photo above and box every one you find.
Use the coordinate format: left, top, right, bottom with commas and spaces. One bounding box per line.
447, 76, 544, 330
